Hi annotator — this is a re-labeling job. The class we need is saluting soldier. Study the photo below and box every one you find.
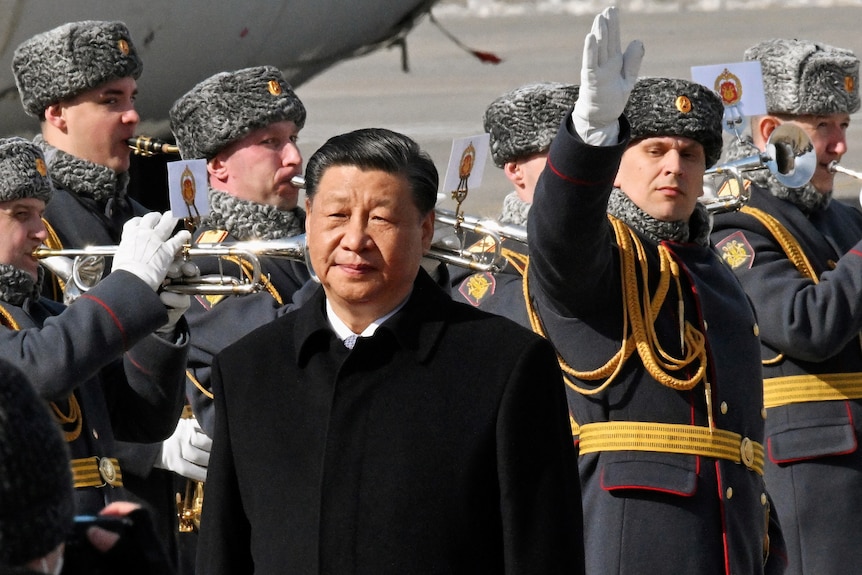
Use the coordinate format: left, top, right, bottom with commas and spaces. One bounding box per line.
168, 65, 311, 437
12, 20, 196, 569
452, 82, 578, 328
0, 137, 189, 518
711, 38, 862, 575
527, 8, 786, 574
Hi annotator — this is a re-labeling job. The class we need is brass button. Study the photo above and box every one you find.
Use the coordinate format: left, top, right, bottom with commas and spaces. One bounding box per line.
703, 320, 708, 331
740, 437, 755, 470
720, 401, 728, 414
753, 323, 759, 337
761, 493, 768, 506
761, 408, 767, 420
99, 457, 116, 484
92, 429, 99, 439
726, 487, 733, 499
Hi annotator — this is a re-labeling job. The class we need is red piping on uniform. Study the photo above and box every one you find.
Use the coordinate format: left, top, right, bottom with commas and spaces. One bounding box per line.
79, 294, 128, 350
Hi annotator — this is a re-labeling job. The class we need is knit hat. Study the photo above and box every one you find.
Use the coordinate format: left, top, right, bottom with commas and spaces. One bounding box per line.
746, 38, 860, 116
0, 359, 74, 566
169, 65, 307, 160
624, 77, 725, 168
0, 138, 54, 204
12, 20, 143, 118
484, 82, 579, 167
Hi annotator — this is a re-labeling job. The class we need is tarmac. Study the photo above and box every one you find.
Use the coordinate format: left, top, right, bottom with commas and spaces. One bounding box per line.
294, 4, 862, 216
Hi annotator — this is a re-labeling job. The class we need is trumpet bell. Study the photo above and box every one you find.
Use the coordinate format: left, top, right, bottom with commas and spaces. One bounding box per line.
702, 123, 816, 213
765, 123, 816, 188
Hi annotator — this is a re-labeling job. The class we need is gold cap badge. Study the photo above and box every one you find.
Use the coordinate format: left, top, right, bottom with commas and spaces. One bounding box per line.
675, 95, 692, 114
845, 76, 855, 94
117, 38, 130, 56
35, 158, 47, 177
267, 80, 283, 96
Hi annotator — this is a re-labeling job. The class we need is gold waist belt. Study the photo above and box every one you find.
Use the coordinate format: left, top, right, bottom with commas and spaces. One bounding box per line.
71, 456, 123, 488
763, 373, 862, 409
579, 421, 764, 475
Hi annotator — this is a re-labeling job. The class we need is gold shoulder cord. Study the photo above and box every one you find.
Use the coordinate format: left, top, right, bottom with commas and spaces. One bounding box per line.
738, 206, 820, 365
187, 370, 214, 400
524, 215, 707, 397
41, 218, 67, 298
502, 248, 529, 276
184, 250, 285, 401
0, 301, 82, 441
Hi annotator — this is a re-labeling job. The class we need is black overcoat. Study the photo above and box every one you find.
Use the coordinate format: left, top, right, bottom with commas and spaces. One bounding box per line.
197, 270, 584, 575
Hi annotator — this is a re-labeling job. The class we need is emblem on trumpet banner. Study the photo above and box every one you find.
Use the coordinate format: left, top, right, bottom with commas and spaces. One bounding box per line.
168, 159, 210, 230
439, 134, 491, 255
691, 61, 767, 135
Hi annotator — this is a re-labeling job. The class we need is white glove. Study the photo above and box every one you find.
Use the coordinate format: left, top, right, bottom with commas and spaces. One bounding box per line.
155, 290, 190, 336
572, 6, 644, 144
111, 212, 192, 291
155, 418, 212, 482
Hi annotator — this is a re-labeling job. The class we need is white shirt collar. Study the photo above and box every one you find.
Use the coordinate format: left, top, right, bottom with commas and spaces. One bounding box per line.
325, 291, 411, 344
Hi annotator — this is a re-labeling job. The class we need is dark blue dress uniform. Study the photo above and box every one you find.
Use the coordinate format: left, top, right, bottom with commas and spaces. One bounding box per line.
0, 271, 188, 515
184, 224, 311, 436
37, 147, 186, 564
712, 184, 862, 574
451, 237, 531, 328
528, 117, 785, 574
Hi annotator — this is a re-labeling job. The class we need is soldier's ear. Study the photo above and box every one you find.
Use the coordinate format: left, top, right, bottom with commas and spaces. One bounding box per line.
44, 103, 68, 132
756, 116, 782, 148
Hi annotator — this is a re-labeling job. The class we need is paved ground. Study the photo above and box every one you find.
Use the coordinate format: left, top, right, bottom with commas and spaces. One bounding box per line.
295, 5, 862, 215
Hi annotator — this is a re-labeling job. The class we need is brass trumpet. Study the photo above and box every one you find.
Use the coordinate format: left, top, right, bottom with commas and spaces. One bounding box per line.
703, 123, 816, 213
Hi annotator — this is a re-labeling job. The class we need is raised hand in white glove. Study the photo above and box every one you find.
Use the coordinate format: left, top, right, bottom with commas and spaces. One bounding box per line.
155, 417, 212, 482
572, 6, 644, 144
155, 290, 190, 336
111, 212, 192, 291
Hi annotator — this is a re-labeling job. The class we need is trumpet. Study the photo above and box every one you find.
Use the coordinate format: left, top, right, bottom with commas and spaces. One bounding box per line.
127, 136, 180, 157
430, 208, 527, 273
35, 236, 311, 296
703, 123, 816, 213
829, 161, 862, 180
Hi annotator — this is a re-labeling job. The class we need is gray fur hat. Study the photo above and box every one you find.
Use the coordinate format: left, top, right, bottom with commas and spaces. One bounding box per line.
12, 20, 143, 118
745, 38, 860, 116
484, 82, 579, 167
624, 77, 725, 168
0, 359, 74, 566
0, 138, 54, 204
169, 65, 307, 160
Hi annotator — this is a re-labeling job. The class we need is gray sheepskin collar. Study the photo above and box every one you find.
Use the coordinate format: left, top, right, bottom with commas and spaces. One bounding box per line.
204, 188, 305, 240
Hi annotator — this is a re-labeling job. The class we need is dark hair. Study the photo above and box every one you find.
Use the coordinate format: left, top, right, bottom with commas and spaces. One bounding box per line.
305, 128, 438, 215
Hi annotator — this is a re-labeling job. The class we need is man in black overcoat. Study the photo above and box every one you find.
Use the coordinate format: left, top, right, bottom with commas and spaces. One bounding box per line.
197, 128, 584, 575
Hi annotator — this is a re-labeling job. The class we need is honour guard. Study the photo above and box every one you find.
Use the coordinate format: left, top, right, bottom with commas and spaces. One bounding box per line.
169, 65, 311, 437
527, 8, 786, 574
13, 21, 199, 567
0, 138, 189, 519
453, 82, 578, 327
711, 38, 862, 575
